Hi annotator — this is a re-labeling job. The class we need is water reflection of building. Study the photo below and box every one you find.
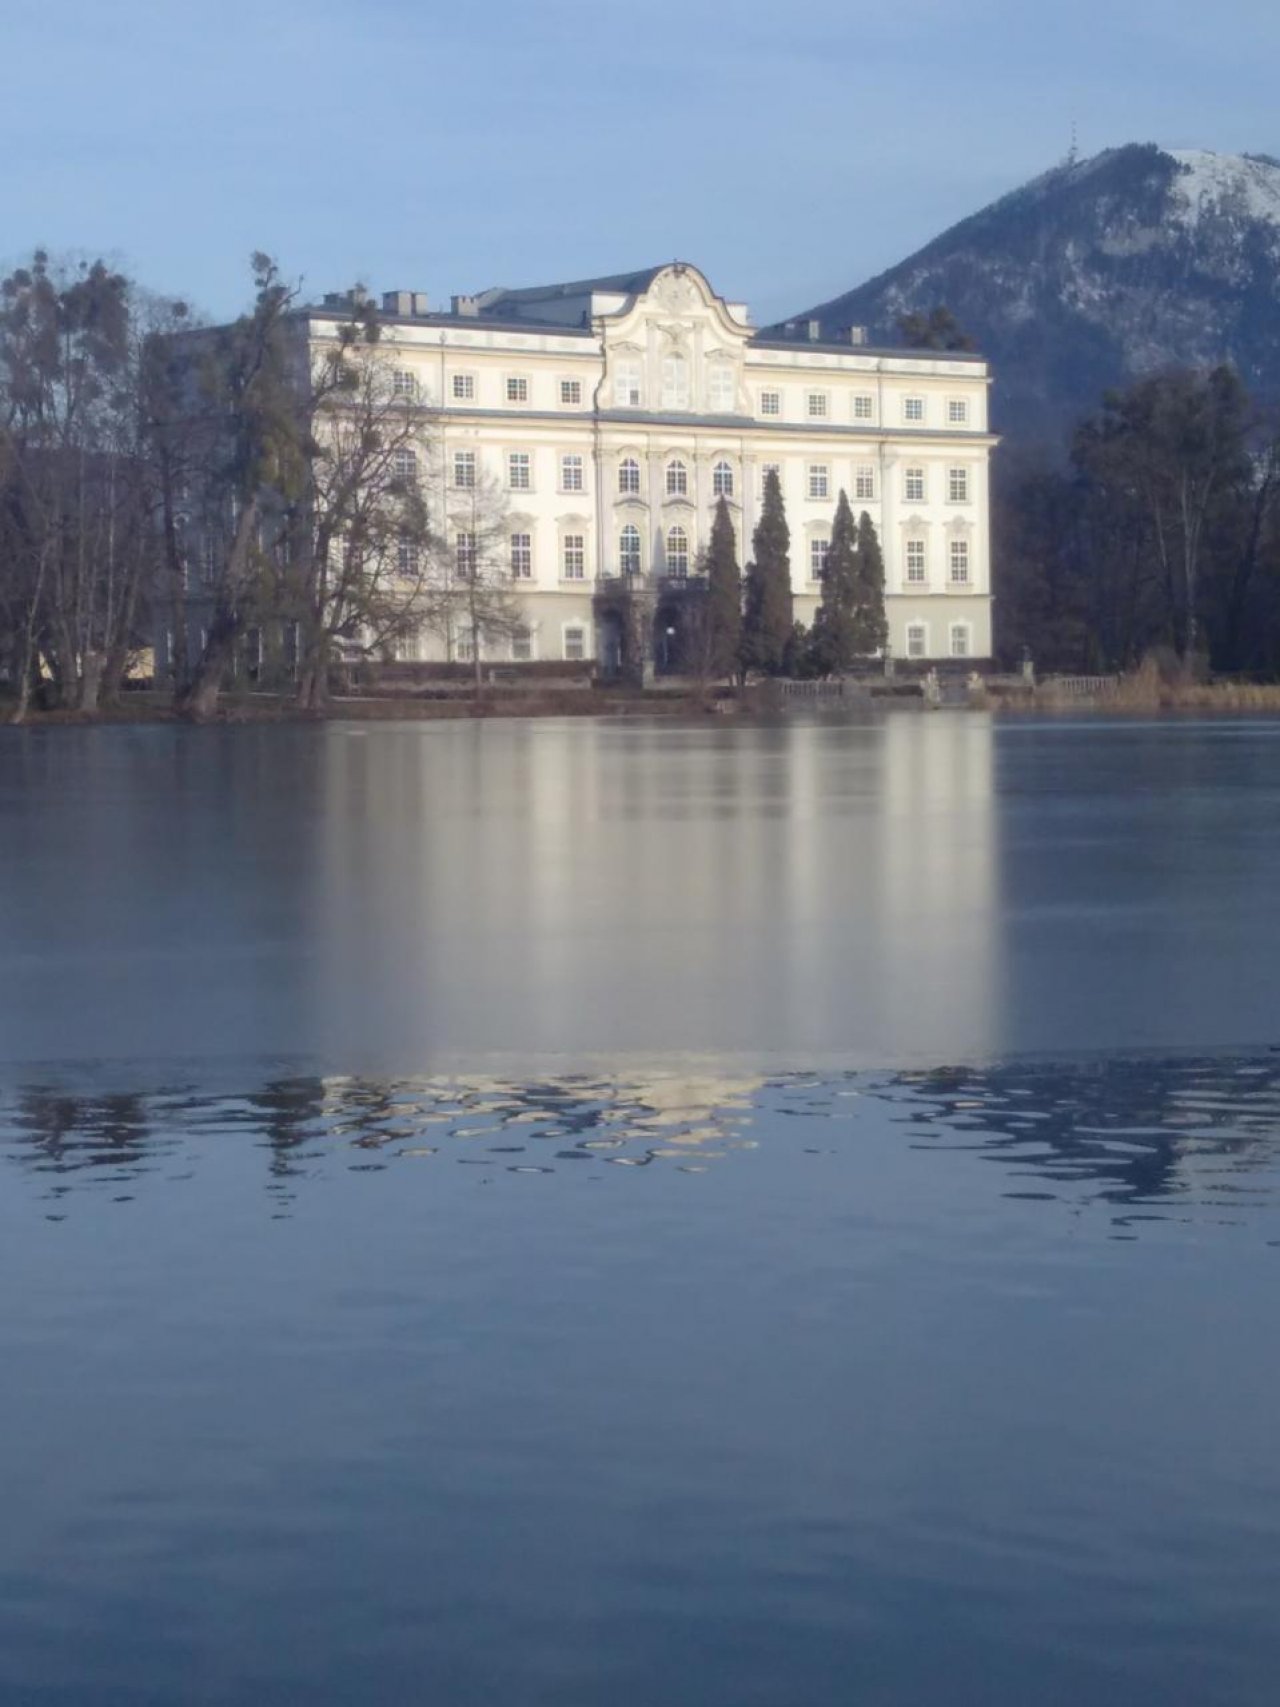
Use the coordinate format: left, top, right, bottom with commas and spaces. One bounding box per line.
313, 715, 1003, 1069
303, 1069, 764, 1168
4, 1059, 1278, 1224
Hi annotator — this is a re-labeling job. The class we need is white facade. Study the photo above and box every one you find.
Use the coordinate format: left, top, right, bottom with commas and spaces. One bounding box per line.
312, 262, 996, 666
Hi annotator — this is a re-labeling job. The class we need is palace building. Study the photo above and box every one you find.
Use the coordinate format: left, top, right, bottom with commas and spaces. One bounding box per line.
166, 261, 996, 679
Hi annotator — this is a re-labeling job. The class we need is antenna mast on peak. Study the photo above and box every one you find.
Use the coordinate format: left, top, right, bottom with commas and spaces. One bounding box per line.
1068, 119, 1079, 166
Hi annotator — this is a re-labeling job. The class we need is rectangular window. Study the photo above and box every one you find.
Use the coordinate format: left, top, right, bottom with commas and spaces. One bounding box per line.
808, 464, 829, 500
853, 393, 874, 420
455, 532, 477, 575
563, 625, 586, 661
615, 361, 642, 407
511, 626, 533, 662
661, 354, 689, 409
510, 532, 532, 579
907, 625, 927, 659
708, 366, 735, 411
948, 467, 969, 503
950, 625, 970, 658
810, 538, 830, 580
562, 534, 585, 580
392, 369, 417, 399
508, 452, 531, 491
451, 372, 475, 401
560, 379, 582, 405
561, 454, 584, 493
948, 398, 969, 425
906, 539, 927, 583
904, 467, 925, 503
950, 539, 971, 584
457, 627, 477, 663
394, 447, 419, 483
397, 537, 419, 578
760, 390, 781, 417
807, 391, 829, 419
855, 465, 875, 501
506, 375, 529, 404
903, 396, 925, 423
453, 450, 476, 489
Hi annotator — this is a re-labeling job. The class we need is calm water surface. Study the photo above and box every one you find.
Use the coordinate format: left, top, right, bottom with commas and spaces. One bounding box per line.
1, 714, 1278, 1705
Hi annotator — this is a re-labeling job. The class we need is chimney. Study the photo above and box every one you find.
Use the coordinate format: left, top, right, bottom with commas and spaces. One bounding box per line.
848, 325, 868, 346
807, 319, 821, 341
382, 290, 414, 316
411, 291, 429, 317
451, 294, 480, 318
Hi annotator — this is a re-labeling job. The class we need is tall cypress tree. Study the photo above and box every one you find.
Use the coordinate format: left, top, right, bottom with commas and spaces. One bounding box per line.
704, 495, 742, 680
741, 467, 793, 675
851, 510, 888, 656
808, 490, 858, 675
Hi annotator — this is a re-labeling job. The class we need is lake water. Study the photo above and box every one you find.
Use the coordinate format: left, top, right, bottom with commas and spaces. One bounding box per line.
2, 713, 1278, 1705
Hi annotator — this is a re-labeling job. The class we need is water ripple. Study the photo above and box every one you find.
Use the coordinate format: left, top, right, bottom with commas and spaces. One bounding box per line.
3, 1056, 1279, 1231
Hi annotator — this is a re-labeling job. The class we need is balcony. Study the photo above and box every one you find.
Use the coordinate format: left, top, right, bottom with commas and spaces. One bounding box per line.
595, 570, 707, 594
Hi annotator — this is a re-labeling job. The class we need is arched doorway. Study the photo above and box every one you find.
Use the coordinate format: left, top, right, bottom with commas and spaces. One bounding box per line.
597, 610, 624, 678
653, 602, 685, 675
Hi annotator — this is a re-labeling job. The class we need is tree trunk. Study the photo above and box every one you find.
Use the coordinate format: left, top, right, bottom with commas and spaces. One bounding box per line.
77, 649, 104, 715
9, 549, 49, 726
178, 607, 243, 721
295, 651, 329, 712
175, 497, 260, 721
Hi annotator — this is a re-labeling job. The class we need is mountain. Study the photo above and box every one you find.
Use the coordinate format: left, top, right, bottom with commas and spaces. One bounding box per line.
783, 145, 1280, 454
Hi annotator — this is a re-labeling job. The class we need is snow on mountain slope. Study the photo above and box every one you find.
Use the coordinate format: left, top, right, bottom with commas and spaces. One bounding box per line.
783, 145, 1280, 451
1168, 149, 1280, 232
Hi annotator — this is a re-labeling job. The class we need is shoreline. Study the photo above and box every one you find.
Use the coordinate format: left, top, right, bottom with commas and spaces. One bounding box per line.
0, 687, 744, 729
8, 678, 1280, 730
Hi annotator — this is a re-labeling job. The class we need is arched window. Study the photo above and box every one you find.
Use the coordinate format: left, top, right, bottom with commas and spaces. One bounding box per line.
712, 460, 734, 498
666, 459, 688, 497
666, 526, 689, 578
618, 457, 641, 495
619, 525, 641, 576
662, 354, 689, 409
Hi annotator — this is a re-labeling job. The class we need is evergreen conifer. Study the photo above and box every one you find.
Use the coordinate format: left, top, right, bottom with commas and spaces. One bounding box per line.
704, 495, 742, 680
851, 510, 888, 657
741, 467, 793, 675
808, 490, 859, 675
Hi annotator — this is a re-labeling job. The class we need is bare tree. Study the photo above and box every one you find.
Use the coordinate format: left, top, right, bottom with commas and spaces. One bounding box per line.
0, 251, 165, 719
160, 255, 312, 719
284, 341, 438, 709
427, 468, 525, 692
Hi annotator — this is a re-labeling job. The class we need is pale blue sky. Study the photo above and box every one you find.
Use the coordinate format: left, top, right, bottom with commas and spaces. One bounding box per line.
1, 0, 1276, 324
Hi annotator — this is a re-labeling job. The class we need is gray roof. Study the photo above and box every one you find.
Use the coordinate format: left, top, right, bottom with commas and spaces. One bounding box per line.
749, 335, 986, 364
480, 265, 672, 311
302, 268, 678, 334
